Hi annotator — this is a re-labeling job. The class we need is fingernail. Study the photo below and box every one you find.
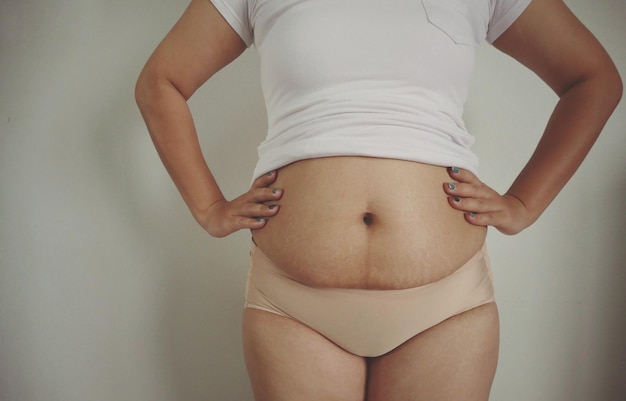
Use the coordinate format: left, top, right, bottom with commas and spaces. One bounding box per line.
256, 217, 266, 222
468, 212, 476, 218
454, 196, 460, 203
447, 182, 456, 190
272, 188, 281, 195
266, 171, 275, 176
268, 204, 277, 210
450, 167, 460, 174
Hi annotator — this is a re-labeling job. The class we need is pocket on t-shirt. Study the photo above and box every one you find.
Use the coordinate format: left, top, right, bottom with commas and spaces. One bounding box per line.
421, 0, 474, 45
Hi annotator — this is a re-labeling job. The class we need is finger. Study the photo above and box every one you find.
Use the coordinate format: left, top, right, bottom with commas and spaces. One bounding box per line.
208, 213, 268, 237
444, 181, 498, 201
238, 202, 280, 218
447, 166, 479, 184
247, 186, 283, 203
444, 168, 501, 202
465, 209, 513, 229
447, 194, 501, 215
252, 170, 278, 189
249, 217, 269, 231
444, 179, 481, 202
232, 216, 269, 231
443, 180, 466, 197
453, 195, 517, 229
464, 210, 490, 227
446, 197, 488, 228
447, 194, 473, 212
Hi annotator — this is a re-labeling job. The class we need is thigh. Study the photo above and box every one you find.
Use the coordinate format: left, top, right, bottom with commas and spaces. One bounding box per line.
366, 302, 500, 401
242, 308, 367, 401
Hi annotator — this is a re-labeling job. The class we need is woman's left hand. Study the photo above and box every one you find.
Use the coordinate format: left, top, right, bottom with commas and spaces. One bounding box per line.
443, 167, 532, 235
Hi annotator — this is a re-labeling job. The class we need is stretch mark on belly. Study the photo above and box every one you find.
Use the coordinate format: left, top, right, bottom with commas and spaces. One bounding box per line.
362, 212, 374, 226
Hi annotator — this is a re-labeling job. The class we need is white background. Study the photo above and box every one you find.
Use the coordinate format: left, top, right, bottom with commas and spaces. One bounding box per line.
1, 0, 624, 400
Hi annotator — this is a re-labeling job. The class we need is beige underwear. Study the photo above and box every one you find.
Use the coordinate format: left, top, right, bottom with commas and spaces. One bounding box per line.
244, 242, 495, 357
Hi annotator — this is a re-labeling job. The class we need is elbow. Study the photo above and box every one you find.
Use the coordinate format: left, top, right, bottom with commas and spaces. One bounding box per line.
135, 65, 188, 114
135, 68, 154, 112
596, 61, 623, 111
573, 64, 623, 113
608, 68, 623, 108
134, 63, 170, 112
559, 58, 623, 111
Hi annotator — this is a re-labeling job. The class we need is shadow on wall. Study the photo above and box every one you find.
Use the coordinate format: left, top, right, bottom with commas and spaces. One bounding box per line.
604, 178, 626, 398
560, 133, 626, 399
92, 49, 265, 399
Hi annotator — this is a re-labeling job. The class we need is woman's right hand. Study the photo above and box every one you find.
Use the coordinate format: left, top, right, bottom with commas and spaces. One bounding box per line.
200, 171, 283, 238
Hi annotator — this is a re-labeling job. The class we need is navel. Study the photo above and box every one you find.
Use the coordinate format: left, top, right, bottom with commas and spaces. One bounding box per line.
362, 212, 374, 226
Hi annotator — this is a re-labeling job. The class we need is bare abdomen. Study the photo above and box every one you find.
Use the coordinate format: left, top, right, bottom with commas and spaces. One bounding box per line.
251, 157, 487, 289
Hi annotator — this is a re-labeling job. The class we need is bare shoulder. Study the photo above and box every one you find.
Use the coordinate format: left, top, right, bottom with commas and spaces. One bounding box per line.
493, 0, 621, 95
138, 0, 247, 99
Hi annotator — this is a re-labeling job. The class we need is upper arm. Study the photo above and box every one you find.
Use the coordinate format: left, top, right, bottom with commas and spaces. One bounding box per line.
493, 0, 621, 97
138, 0, 248, 100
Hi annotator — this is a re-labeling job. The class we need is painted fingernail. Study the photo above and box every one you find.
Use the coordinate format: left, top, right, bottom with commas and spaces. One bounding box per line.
454, 196, 461, 203
447, 182, 456, 190
268, 204, 277, 210
266, 171, 275, 176
469, 212, 476, 218
450, 166, 460, 174
272, 188, 281, 195
256, 217, 266, 222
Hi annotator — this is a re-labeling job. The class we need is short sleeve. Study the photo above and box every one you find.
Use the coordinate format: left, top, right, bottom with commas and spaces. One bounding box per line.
486, 0, 532, 43
210, 0, 253, 47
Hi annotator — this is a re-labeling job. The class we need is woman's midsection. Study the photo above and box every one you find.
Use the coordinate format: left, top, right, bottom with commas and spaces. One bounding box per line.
251, 157, 487, 289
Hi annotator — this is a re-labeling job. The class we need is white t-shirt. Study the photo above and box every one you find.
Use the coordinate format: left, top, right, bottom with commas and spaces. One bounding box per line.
209, 0, 533, 179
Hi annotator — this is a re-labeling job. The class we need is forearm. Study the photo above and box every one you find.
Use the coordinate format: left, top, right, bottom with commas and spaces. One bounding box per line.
506, 69, 622, 227
135, 76, 225, 225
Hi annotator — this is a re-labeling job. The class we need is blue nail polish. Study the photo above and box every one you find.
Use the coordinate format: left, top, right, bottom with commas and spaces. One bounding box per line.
256, 217, 265, 222
454, 196, 460, 203
469, 212, 476, 218
447, 182, 456, 190
268, 204, 277, 210
451, 166, 460, 174
266, 171, 275, 176
272, 188, 281, 194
